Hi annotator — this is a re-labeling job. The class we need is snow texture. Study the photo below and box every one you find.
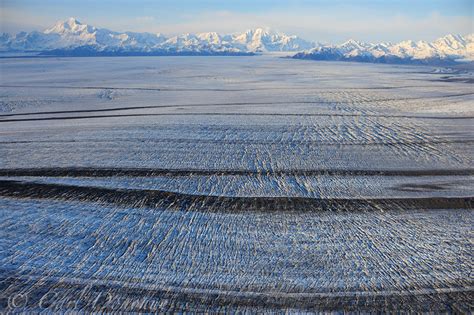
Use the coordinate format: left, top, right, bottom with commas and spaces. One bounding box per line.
0, 56, 472, 312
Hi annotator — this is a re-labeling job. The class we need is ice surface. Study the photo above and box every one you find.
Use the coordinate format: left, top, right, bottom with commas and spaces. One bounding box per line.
0, 56, 472, 312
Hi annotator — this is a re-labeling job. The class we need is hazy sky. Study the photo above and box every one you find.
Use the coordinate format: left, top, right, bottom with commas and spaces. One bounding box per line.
1, 0, 473, 43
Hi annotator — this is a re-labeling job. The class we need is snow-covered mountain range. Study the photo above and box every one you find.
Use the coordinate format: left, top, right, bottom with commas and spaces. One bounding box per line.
293, 35, 474, 64
1, 17, 472, 64
0, 17, 315, 54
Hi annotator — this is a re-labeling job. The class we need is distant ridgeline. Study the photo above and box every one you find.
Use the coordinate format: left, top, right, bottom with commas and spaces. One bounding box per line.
291, 36, 474, 65
1, 18, 313, 57
1, 17, 473, 64
292, 49, 461, 66
38, 46, 254, 57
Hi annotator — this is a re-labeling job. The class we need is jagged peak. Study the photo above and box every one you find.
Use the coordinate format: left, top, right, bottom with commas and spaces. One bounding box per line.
439, 34, 464, 41
66, 17, 82, 25
197, 31, 221, 38
341, 38, 363, 45
253, 27, 274, 34
245, 27, 271, 33
433, 34, 466, 46
336, 39, 371, 53
237, 27, 278, 37
44, 17, 94, 35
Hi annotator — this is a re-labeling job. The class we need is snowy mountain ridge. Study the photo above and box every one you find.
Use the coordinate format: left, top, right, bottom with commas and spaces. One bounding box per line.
1, 17, 472, 64
293, 34, 474, 64
1, 17, 315, 53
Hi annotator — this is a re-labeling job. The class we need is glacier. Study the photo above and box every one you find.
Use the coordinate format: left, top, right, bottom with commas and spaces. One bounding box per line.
0, 55, 472, 312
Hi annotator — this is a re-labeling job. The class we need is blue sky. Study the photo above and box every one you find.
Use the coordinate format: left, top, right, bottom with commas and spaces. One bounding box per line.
1, 0, 472, 42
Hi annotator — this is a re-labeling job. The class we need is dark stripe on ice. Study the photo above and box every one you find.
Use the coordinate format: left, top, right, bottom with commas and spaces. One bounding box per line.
2, 84, 469, 93
0, 112, 473, 123
0, 167, 473, 177
0, 180, 471, 211
0, 99, 473, 119
0, 101, 322, 117
1, 138, 473, 146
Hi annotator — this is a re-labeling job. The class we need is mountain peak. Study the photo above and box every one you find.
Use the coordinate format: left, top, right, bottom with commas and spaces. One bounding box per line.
338, 39, 370, 53
239, 27, 276, 37
66, 17, 82, 26
342, 39, 361, 44
228, 27, 313, 52
44, 17, 91, 35
441, 34, 463, 41
434, 34, 465, 46
253, 27, 273, 33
